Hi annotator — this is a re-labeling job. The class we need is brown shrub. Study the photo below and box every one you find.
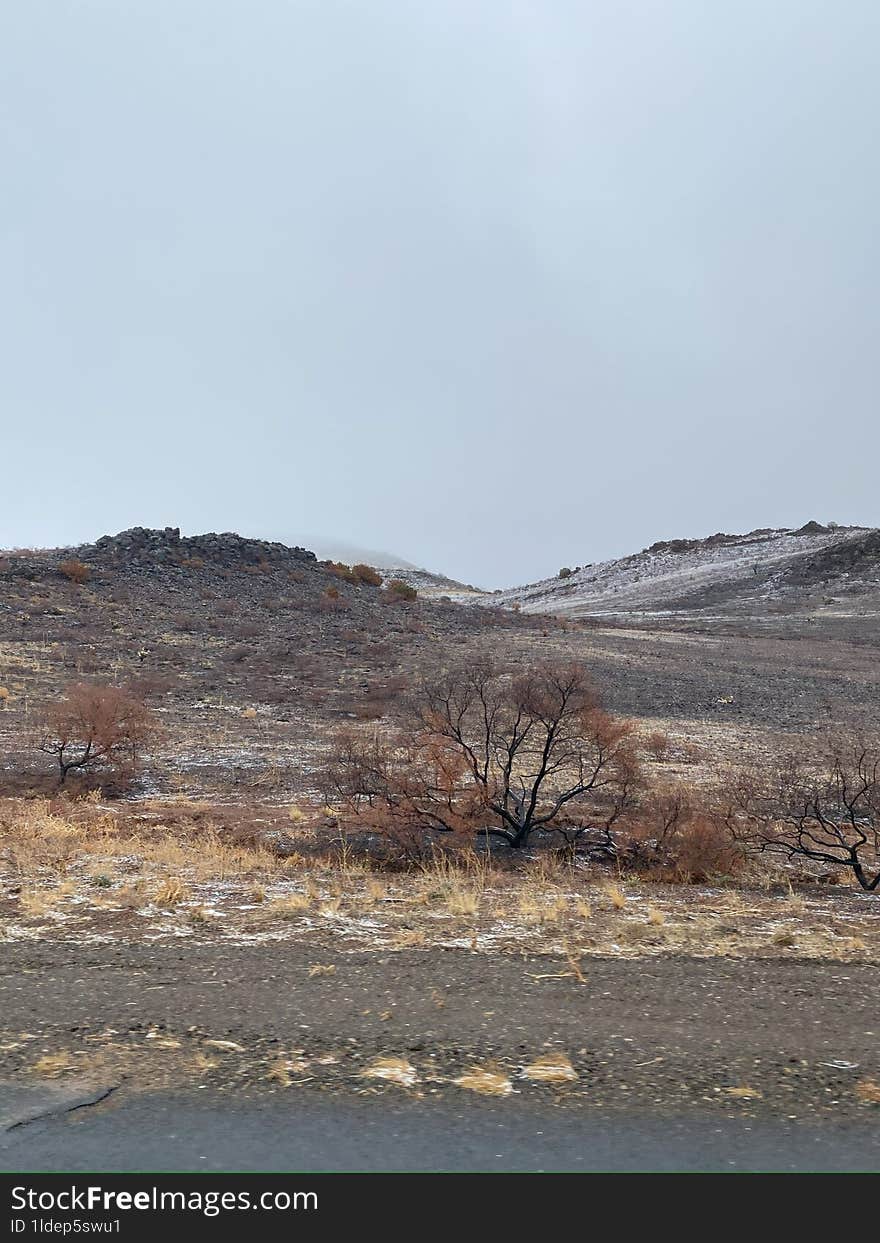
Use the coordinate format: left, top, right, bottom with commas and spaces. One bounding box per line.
662, 815, 743, 882
625, 789, 742, 882
58, 559, 90, 585
352, 564, 384, 587
36, 683, 160, 787
644, 730, 670, 761
327, 562, 357, 583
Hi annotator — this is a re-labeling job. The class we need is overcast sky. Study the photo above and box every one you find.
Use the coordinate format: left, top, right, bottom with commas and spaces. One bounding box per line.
2, 2, 878, 587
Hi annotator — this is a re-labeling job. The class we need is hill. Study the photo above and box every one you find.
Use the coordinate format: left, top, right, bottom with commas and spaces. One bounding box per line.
488, 524, 880, 621
2, 523, 879, 804
0, 527, 544, 797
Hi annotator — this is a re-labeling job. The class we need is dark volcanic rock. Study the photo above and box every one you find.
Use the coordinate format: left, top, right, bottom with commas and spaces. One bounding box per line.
84, 527, 317, 570
783, 529, 880, 587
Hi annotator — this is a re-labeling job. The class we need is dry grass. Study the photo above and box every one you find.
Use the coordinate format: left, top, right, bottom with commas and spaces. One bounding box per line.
1, 796, 878, 963
521, 1053, 577, 1084
604, 883, 627, 910
154, 877, 190, 907
254, 894, 312, 921
31, 1051, 77, 1077
18, 881, 74, 918
445, 887, 480, 917
454, 1065, 513, 1097
855, 1078, 880, 1105
265, 1052, 310, 1086
724, 1085, 763, 1100
362, 1056, 419, 1088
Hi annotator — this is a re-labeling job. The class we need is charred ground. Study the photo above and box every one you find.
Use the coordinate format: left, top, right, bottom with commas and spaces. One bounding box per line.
1, 526, 879, 800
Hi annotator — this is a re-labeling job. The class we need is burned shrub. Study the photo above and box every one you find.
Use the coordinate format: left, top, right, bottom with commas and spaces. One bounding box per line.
37, 683, 159, 787
324, 661, 640, 855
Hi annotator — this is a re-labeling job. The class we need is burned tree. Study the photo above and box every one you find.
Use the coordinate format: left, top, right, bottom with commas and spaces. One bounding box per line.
325, 661, 640, 855
728, 739, 880, 891
38, 683, 158, 787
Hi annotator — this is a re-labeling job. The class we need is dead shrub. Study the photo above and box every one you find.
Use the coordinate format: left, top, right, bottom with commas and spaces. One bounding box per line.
726, 737, 880, 892
58, 559, 90, 585
320, 590, 350, 612
323, 660, 640, 858
625, 789, 743, 882
645, 730, 670, 762
327, 562, 358, 583
36, 683, 160, 788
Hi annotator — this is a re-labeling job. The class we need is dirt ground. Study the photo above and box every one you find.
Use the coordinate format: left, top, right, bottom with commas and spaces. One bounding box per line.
1, 940, 878, 1121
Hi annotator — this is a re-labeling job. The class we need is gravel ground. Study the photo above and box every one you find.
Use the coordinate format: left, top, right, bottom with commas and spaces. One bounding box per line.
1, 942, 878, 1121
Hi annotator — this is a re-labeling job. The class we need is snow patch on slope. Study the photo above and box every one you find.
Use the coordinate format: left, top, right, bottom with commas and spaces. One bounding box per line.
485, 526, 880, 618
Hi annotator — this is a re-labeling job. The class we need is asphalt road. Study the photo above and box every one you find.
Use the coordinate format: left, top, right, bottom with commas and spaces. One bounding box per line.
3, 1086, 880, 1172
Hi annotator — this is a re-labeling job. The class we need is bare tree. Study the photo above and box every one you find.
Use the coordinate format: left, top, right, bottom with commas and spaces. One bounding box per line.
37, 683, 159, 787
325, 661, 640, 855
727, 738, 880, 891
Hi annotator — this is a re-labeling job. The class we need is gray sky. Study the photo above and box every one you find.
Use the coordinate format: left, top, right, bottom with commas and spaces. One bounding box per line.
2, 1, 878, 588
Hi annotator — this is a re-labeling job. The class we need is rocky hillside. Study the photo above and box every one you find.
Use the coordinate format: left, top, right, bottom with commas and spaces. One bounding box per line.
487, 524, 880, 620
0, 527, 555, 795
374, 565, 486, 602
3, 525, 880, 799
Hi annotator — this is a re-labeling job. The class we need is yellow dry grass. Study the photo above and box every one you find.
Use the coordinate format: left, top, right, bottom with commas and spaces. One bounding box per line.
521, 1053, 577, 1084
445, 887, 480, 917
255, 894, 311, 921
855, 1078, 880, 1104
362, 1057, 419, 1088
153, 877, 190, 907
2, 798, 878, 964
604, 883, 627, 910
31, 1051, 76, 1078
18, 881, 74, 918
455, 1065, 513, 1097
